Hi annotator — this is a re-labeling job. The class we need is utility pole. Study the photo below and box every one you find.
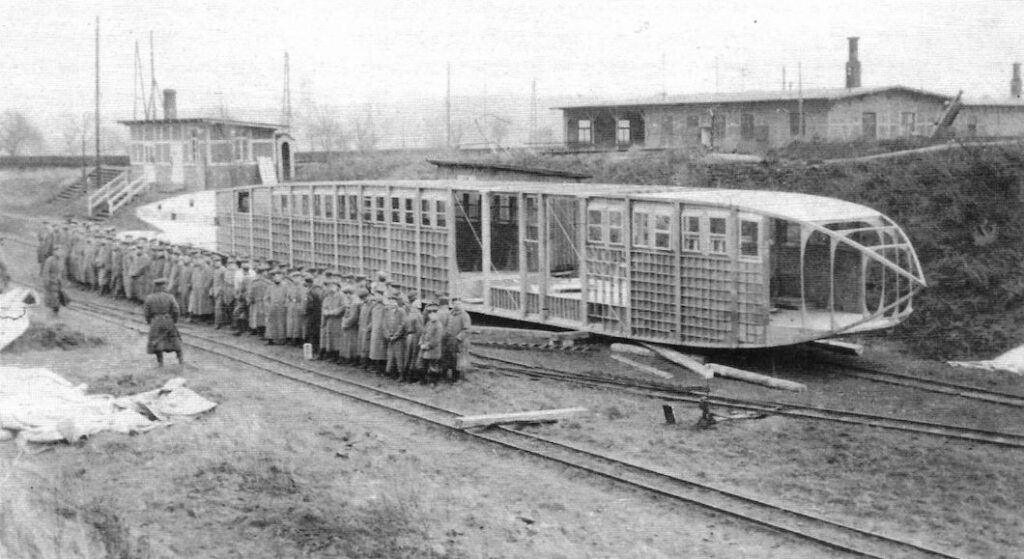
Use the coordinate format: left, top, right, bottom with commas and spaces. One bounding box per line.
530, 77, 537, 145
446, 63, 452, 149
283, 52, 292, 129
94, 16, 101, 194
797, 63, 804, 136
148, 31, 158, 120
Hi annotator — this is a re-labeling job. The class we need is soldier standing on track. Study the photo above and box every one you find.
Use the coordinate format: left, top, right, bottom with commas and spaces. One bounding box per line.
143, 277, 183, 367
264, 270, 289, 345
215, 259, 237, 330
402, 298, 424, 382
319, 279, 343, 360
110, 240, 125, 299
443, 297, 473, 381
382, 295, 407, 379
339, 285, 362, 364
212, 257, 228, 328
286, 271, 306, 345
368, 293, 387, 374
419, 303, 443, 384
130, 244, 151, 303
248, 265, 270, 336
304, 276, 322, 353
94, 237, 112, 295
357, 289, 375, 368
232, 260, 252, 335
41, 246, 66, 318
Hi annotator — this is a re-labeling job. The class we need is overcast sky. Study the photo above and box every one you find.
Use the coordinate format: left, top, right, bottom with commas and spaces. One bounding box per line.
2, 0, 1023, 141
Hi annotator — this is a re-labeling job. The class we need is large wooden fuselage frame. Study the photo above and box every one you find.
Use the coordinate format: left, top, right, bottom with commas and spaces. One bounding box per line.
215, 180, 926, 349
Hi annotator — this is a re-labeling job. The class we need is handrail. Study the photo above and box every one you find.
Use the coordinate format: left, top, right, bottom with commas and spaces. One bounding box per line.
86, 170, 128, 216
108, 176, 149, 214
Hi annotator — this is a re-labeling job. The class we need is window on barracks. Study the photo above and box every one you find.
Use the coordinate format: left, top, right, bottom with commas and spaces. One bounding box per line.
587, 209, 603, 242
617, 120, 631, 144
363, 196, 373, 221
682, 214, 702, 252
686, 115, 699, 128
280, 194, 289, 215
391, 197, 401, 223
348, 195, 358, 221
525, 197, 539, 241
324, 194, 333, 219
404, 198, 414, 224
654, 213, 671, 249
375, 196, 386, 222
301, 195, 311, 216
421, 199, 432, 226
741, 114, 755, 140
236, 192, 251, 214
578, 119, 592, 143
790, 111, 802, 136
709, 216, 728, 254
313, 195, 321, 218
435, 200, 447, 228
490, 195, 517, 224
632, 212, 650, 247
740, 218, 760, 259
608, 208, 623, 245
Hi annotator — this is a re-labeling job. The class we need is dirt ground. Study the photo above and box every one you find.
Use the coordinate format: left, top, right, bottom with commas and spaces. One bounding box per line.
2, 240, 840, 559
3, 214, 1024, 558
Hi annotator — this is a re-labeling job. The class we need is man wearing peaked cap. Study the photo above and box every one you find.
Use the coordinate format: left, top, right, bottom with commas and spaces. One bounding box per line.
143, 277, 184, 367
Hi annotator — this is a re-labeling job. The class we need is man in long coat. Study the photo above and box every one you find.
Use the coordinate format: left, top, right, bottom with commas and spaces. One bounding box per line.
37, 223, 54, 274
442, 297, 473, 381
94, 238, 112, 295
122, 243, 136, 301
215, 260, 237, 329
40, 246, 66, 318
304, 278, 323, 353
174, 254, 193, 319
402, 299, 424, 382
382, 296, 407, 378
232, 261, 252, 335
212, 258, 229, 328
248, 267, 270, 335
318, 280, 343, 359
286, 271, 307, 345
357, 291, 376, 367
195, 256, 215, 320
419, 304, 444, 383
368, 294, 387, 374
109, 241, 125, 299
143, 278, 183, 366
263, 270, 289, 345
130, 246, 151, 302
339, 287, 362, 363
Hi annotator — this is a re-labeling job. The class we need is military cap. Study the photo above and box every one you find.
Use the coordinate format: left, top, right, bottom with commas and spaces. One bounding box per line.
325, 278, 340, 286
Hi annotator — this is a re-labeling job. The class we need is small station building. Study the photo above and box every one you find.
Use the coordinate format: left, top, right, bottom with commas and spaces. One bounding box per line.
119, 90, 295, 191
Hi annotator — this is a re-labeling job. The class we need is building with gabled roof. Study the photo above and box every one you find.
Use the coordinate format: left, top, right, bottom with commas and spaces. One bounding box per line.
557, 38, 957, 153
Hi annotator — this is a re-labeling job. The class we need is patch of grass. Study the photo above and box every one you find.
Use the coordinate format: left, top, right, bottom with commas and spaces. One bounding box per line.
2, 321, 105, 353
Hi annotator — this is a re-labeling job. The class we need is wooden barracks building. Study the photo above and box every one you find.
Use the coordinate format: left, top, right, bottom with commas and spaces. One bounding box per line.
119, 90, 295, 191
559, 38, 1024, 153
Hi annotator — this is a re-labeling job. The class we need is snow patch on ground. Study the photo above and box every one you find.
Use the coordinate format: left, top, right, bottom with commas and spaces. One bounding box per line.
948, 344, 1024, 375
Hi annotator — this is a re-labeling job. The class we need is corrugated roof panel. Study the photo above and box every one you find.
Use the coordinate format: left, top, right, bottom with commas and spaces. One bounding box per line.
636, 189, 882, 223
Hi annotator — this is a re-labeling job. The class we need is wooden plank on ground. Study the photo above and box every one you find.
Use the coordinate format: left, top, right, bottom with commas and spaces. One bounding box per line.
610, 354, 674, 379
642, 344, 714, 379
706, 363, 807, 392
453, 407, 588, 429
610, 343, 655, 356
810, 339, 864, 356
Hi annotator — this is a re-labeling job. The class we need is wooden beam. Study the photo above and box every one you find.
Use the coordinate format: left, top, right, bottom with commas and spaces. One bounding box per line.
454, 407, 588, 429
810, 339, 864, 356
610, 354, 674, 379
482, 192, 492, 308
642, 343, 714, 379
610, 342, 655, 356
706, 363, 807, 392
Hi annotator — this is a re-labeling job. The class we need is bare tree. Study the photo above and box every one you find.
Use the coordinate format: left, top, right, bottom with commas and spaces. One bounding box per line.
0, 110, 44, 156
308, 104, 345, 158
353, 105, 379, 152
60, 113, 92, 156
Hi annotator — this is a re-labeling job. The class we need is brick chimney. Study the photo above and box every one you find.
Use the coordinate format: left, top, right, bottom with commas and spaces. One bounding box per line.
1012, 63, 1021, 98
163, 89, 177, 119
845, 37, 861, 88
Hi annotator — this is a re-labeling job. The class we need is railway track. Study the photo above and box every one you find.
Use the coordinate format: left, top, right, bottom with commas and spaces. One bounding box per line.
46, 292, 961, 559
472, 352, 1024, 450
817, 357, 1024, 408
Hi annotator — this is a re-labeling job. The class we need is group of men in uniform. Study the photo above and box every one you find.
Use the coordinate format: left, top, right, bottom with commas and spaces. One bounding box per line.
36, 219, 473, 381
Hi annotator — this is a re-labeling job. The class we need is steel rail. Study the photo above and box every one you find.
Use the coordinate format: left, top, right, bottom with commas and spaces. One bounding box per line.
60, 296, 961, 559
472, 352, 1024, 449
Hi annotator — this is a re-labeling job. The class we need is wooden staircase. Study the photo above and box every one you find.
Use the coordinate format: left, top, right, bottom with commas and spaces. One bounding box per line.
50, 167, 127, 203
87, 171, 150, 220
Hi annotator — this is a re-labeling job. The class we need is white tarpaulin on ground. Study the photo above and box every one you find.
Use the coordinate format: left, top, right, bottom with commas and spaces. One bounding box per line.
948, 345, 1024, 376
0, 286, 37, 352
0, 367, 217, 443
